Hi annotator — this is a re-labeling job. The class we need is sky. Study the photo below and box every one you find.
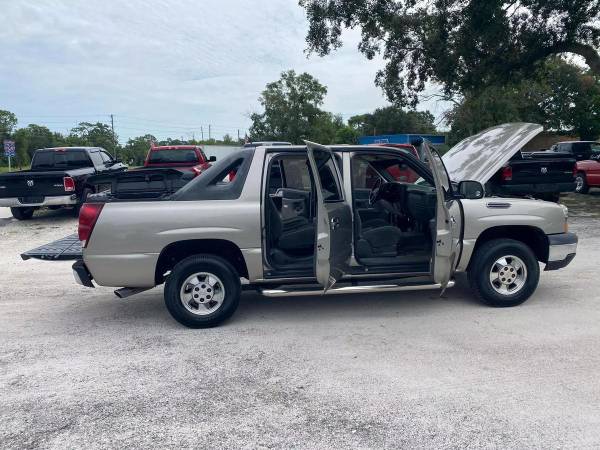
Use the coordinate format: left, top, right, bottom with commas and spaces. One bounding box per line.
0, 0, 451, 143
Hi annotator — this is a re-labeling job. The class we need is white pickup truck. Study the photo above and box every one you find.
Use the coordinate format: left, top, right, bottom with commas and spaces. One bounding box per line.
23, 123, 577, 328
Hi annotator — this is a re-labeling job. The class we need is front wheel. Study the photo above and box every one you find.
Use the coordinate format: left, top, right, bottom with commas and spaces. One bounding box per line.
468, 239, 540, 307
575, 172, 589, 194
164, 255, 241, 328
10, 207, 35, 220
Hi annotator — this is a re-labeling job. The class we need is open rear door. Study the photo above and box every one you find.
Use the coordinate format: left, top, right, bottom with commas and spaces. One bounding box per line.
421, 142, 461, 291
305, 141, 352, 291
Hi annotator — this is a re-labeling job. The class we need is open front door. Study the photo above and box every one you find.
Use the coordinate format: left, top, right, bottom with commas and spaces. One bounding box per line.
421, 142, 462, 291
305, 141, 352, 291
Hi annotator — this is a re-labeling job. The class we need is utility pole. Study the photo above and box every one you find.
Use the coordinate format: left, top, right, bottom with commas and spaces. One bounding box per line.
208, 124, 211, 141
201, 126, 204, 141
110, 114, 117, 157
237, 129, 240, 142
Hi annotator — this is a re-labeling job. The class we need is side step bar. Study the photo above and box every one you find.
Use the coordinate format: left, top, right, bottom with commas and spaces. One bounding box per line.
114, 287, 153, 299
259, 280, 454, 297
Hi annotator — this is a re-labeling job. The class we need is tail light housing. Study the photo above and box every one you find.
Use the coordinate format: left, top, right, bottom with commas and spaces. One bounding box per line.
78, 203, 104, 247
501, 166, 513, 181
63, 176, 75, 192
192, 165, 203, 177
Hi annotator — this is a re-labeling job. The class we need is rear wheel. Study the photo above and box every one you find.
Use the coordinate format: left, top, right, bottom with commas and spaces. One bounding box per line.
575, 172, 589, 194
10, 207, 35, 220
468, 239, 540, 307
164, 255, 241, 328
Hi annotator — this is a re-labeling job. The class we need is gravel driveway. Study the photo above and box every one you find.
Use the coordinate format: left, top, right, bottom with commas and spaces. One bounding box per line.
1, 195, 600, 449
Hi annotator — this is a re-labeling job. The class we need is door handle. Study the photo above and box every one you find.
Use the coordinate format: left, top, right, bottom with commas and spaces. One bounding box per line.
330, 216, 340, 230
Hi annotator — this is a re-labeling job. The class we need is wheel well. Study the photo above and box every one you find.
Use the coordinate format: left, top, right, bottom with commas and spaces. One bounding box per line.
469, 226, 549, 268
155, 239, 249, 284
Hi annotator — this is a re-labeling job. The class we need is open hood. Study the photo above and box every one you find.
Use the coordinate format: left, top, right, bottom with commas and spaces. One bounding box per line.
442, 123, 543, 184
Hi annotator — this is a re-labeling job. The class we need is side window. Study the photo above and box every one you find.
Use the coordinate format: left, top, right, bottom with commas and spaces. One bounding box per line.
89, 151, 104, 167
312, 149, 343, 202
351, 158, 381, 189
281, 158, 312, 190
590, 143, 600, 157
100, 151, 113, 163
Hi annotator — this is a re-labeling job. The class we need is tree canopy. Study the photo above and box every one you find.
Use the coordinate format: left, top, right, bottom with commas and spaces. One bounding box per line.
299, 0, 600, 106
348, 107, 436, 137
446, 58, 600, 143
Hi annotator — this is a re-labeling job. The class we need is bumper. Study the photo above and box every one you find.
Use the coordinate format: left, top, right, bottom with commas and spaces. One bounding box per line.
545, 232, 578, 271
0, 194, 78, 208
72, 260, 94, 287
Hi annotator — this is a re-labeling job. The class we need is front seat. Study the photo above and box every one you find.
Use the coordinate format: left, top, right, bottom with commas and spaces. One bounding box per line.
268, 196, 315, 253
355, 211, 405, 258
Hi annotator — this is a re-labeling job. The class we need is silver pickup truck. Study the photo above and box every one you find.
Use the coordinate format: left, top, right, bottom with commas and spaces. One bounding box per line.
23, 123, 578, 328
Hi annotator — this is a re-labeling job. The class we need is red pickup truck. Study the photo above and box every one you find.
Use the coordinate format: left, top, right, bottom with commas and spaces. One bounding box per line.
144, 145, 215, 176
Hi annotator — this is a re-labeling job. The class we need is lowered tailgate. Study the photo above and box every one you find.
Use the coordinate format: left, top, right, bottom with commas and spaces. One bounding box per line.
21, 234, 82, 261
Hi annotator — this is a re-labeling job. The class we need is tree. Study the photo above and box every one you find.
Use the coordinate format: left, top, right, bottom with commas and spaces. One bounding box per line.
348, 107, 436, 137
299, 1, 600, 106
122, 135, 156, 166
18, 124, 55, 158
0, 110, 17, 138
69, 122, 117, 151
249, 70, 328, 143
445, 58, 600, 143
12, 129, 30, 168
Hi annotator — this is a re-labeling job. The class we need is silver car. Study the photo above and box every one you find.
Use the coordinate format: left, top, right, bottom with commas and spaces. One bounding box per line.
24, 123, 578, 328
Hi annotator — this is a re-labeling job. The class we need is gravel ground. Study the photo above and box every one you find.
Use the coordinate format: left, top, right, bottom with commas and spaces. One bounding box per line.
1, 195, 600, 449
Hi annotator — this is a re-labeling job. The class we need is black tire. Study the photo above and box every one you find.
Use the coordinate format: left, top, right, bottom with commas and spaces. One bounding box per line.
74, 187, 93, 217
10, 207, 35, 220
468, 239, 540, 307
575, 172, 589, 194
164, 255, 241, 328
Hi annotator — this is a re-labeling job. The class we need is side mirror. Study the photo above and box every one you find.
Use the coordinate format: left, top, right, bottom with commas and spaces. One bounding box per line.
458, 180, 484, 199
209, 155, 217, 162
113, 158, 122, 164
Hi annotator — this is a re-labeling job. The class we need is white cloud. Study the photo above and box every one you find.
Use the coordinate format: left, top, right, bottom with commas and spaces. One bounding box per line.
0, 0, 450, 141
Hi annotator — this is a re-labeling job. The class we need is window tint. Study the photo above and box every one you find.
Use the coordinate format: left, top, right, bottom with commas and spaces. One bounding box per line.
591, 143, 600, 155
148, 149, 198, 163
281, 158, 312, 190
100, 151, 113, 163
312, 149, 343, 202
31, 152, 54, 168
89, 151, 104, 166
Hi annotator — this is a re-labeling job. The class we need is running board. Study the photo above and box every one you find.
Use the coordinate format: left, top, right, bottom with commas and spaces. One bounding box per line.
259, 281, 454, 297
114, 287, 152, 299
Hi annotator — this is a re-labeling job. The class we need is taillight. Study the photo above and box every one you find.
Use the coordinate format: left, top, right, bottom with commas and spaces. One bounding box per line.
501, 166, 513, 181
192, 166, 203, 177
63, 176, 75, 192
78, 203, 104, 247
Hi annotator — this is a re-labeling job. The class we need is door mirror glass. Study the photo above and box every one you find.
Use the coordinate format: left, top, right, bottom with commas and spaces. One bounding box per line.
458, 180, 484, 199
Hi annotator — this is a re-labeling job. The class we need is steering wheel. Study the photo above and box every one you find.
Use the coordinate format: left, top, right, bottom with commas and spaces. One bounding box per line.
368, 178, 384, 206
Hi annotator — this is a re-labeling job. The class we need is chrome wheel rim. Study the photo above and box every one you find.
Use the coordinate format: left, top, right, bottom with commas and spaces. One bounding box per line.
179, 272, 225, 315
575, 175, 584, 192
489, 255, 527, 296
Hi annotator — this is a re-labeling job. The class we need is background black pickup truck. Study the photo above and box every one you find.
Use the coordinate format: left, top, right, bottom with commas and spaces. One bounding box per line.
0, 147, 126, 220
488, 150, 576, 201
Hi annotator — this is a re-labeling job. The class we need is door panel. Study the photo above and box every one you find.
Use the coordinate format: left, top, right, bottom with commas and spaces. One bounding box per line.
421, 144, 462, 289
305, 141, 352, 290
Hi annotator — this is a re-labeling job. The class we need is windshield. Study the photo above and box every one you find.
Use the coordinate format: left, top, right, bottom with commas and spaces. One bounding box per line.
148, 149, 199, 164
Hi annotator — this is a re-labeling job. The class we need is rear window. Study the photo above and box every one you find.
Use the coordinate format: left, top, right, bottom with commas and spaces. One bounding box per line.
32, 150, 92, 169
148, 149, 198, 164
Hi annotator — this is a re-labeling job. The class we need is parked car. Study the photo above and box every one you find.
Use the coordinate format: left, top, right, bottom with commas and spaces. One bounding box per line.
547, 141, 600, 194
0, 147, 126, 220
143, 145, 215, 177
23, 123, 577, 328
